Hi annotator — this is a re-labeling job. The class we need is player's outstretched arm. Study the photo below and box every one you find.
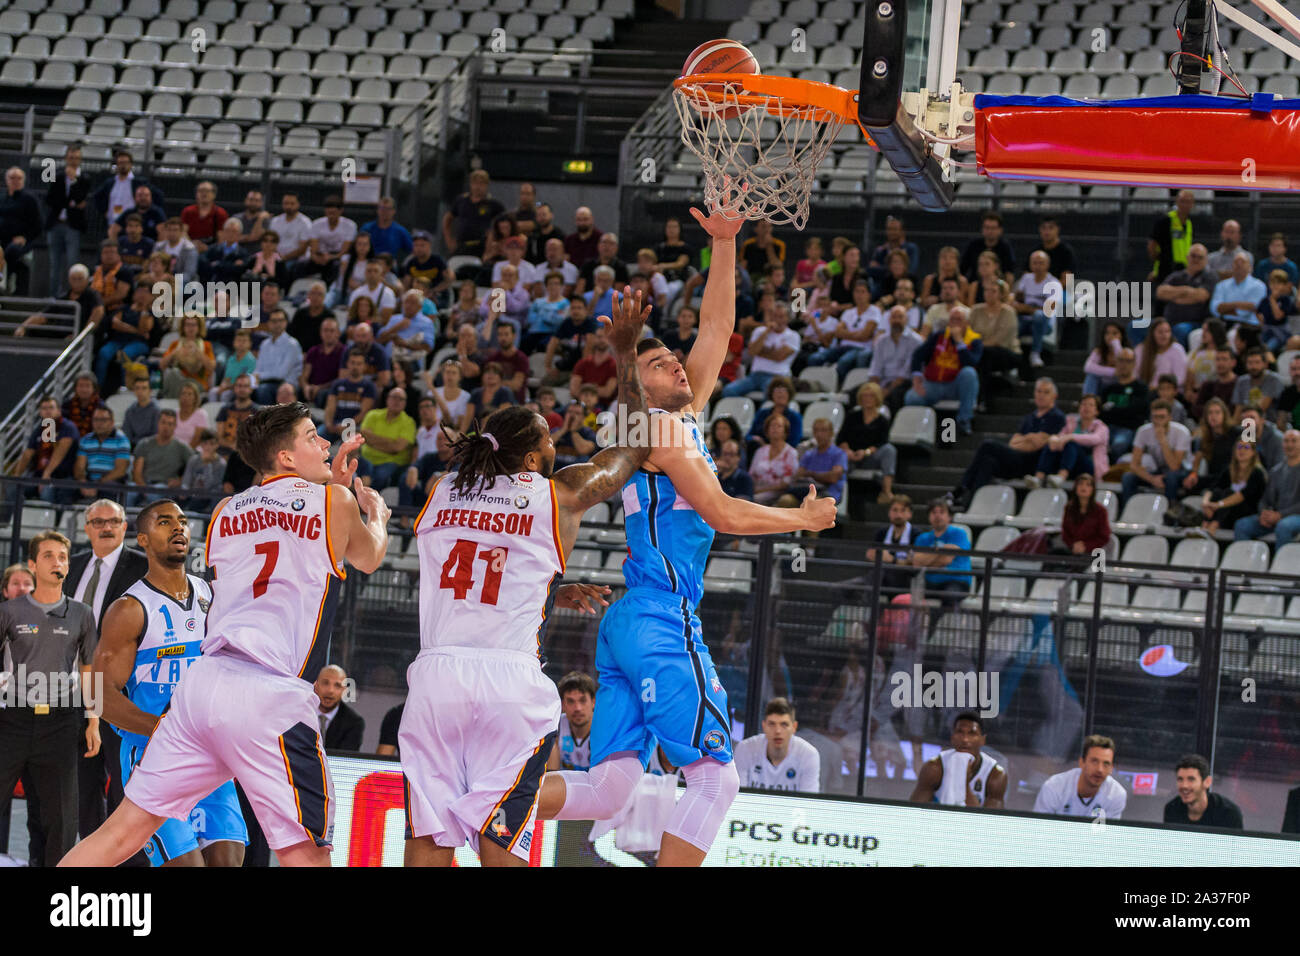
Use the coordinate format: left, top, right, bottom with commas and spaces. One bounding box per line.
93, 597, 163, 738
909, 758, 943, 804
685, 182, 746, 416
650, 416, 836, 535
330, 477, 391, 574
553, 288, 653, 551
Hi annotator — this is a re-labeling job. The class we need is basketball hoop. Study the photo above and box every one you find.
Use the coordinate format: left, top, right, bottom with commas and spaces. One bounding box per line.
672, 73, 872, 230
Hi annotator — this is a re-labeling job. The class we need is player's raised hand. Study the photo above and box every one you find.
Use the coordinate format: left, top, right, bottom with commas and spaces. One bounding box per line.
554, 583, 612, 615
595, 286, 653, 354
799, 485, 838, 531
330, 434, 364, 486
353, 476, 390, 525
689, 174, 748, 236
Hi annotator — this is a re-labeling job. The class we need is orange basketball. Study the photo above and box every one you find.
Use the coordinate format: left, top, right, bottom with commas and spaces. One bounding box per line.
681, 39, 760, 120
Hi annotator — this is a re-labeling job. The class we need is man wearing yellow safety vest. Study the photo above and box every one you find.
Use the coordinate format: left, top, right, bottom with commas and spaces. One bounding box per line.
1148, 189, 1197, 284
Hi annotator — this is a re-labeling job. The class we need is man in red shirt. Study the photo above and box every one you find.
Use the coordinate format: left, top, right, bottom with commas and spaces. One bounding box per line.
487, 322, 530, 402
905, 307, 984, 435
568, 325, 618, 406
563, 206, 603, 270
180, 181, 228, 254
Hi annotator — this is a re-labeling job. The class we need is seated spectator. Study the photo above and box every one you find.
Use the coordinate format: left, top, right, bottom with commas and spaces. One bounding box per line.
180, 428, 226, 508
1120, 399, 1192, 505
155, 216, 199, 283
576, 385, 602, 430
1276, 353, 1300, 430
960, 249, 1005, 308
300, 195, 356, 286
482, 262, 531, 333
399, 401, 453, 510
1230, 320, 1275, 367
299, 318, 344, 406
1254, 232, 1300, 285
920, 244, 969, 308
1210, 250, 1267, 326
1183, 317, 1232, 405
868, 304, 926, 415
909, 712, 1006, 809
553, 401, 598, 466
426, 358, 469, 433
660, 304, 698, 361
63, 372, 105, 436
160, 313, 216, 399
838, 382, 897, 503
349, 258, 399, 320
710, 331, 747, 402
871, 249, 918, 309
905, 307, 983, 437
116, 213, 155, 270
724, 302, 801, 398
358, 387, 416, 489
214, 374, 259, 454
821, 244, 867, 319
1098, 348, 1149, 458
808, 279, 880, 378
959, 211, 1016, 282
249, 230, 282, 282
535, 388, 562, 430
377, 290, 439, 369
1183, 398, 1237, 495
747, 377, 803, 452
94, 283, 155, 394
949, 378, 1065, 508
486, 322, 529, 403
268, 192, 313, 279
576, 232, 629, 297
707, 415, 744, 465
329, 230, 375, 307
1163, 754, 1244, 829
1158, 243, 1217, 348
131, 409, 193, 504
74, 407, 131, 497
203, 218, 249, 282
793, 418, 848, 505
173, 381, 210, 449
1200, 438, 1267, 535
866, 494, 916, 594
15, 263, 104, 339
462, 362, 517, 431
122, 378, 160, 447
1133, 318, 1188, 390
536, 237, 578, 295
492, 235, 540, 291
1191, 348, 1239, 420
401, 229, 449, 299
179, 180, 227, 253
1154, 373, 1189, 427
569, 326, 618, 407
481, 212, 521, 270
1256, 268, 1298, 353
1239, 404, 1284, 469
749, 414, 799, 505
734, 697, 821, 793
1234, 428, 1300, 545
716, 439, 754, 501
446, 279, 482, 337
1059, 472, 1110, 555
524, 270, 571, 353
634, 248, 671, 309
362, 196, 413, 261
922, 275, 964, 337
10, 395, 79, 507
221, 446, 256, 494
384, 361, 424, 421
581, 264, 618, 321
1031, 393, 1109, 487
1231, 345, 1285, 416
89, 240, 133, 316
910, 497, 973, 628
108, 183, 166, 241
321, 348, 378, 442
969, 278, 1020, 405
443, 172, 505, 260
347, 320, 392, 389
1032, 735, 1126, 819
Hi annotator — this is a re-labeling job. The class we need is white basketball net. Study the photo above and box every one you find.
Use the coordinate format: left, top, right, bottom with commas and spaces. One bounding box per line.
672, 81, 847, 230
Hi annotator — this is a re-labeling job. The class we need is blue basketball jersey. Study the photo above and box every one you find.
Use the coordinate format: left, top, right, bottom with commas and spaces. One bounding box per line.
118, 575, 211, 750
620, 411, 717, 610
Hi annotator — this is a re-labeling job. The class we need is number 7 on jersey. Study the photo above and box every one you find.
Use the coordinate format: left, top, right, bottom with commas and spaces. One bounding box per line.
439, 538, 508, 605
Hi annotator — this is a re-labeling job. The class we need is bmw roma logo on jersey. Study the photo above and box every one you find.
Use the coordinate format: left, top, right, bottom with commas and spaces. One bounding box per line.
291, 498, 306, 511
514, 495, 529, 510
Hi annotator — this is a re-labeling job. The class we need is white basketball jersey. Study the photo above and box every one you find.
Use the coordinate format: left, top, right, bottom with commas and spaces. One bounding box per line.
557, 714, 591, 771
734, 734, 821, 792
415, 471, 564, 658
203, 474, 345, 681
937, 748, 1002, 807
118, 574, 212, 749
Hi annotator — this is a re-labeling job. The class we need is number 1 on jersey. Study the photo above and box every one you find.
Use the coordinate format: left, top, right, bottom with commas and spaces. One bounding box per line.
439, 539, 508, 605
253, 541, 279, 598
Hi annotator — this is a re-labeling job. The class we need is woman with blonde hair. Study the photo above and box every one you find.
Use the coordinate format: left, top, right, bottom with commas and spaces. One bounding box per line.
961, 250, 1004, 307
750, 414, 799, 505
1200, 439, 1267, 534
837, 382, 897, 502
159, 312, 216, 397
921, 245, 969, 307
173, 380, 210, 448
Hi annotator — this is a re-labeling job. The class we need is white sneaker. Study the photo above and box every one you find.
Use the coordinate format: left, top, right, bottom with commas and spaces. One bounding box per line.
1046, 474, 1065, 489
1030, 351, 1045, 367
1024, 474, 1041, 489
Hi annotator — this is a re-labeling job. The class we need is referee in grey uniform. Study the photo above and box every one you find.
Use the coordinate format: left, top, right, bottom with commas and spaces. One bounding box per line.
0, 530, 98, 866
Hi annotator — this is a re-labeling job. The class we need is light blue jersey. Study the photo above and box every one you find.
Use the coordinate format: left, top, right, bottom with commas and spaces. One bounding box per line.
619, 411, 717, 610
592, 411, 733, 769
117, 574, 247, 865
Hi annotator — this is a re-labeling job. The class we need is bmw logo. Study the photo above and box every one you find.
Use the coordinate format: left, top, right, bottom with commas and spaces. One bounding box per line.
703, 730, 726, 752
291, 499, 306, 511
514, 494, 529, 509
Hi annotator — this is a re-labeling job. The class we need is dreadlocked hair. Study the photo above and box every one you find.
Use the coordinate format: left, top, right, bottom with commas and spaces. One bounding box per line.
446, 405, 544, 497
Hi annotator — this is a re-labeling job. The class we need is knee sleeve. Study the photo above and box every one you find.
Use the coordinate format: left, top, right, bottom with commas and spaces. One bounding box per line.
663, 758, 740, 853
550, 755, 642, 822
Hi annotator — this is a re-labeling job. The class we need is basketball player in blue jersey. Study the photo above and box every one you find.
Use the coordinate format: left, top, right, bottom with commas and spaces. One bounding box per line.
537, 193, 838, 865
89, 499, 248, 865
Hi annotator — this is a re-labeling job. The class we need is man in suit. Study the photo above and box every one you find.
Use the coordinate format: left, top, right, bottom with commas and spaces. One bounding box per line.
43, 143, 91, 297
315, 664, 365, 751
63, 498, 148, 841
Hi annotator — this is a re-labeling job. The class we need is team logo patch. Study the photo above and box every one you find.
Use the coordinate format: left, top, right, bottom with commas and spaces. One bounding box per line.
703, 730, 726, 752
518, 829, 532, 852
786, 768, 797, 779
294, 481, 310, 489
710, 675, 723, 694
514, 494, 529, 509
291, 498, 306, 511
517, 473, 532, 483
185, 618, 196, 631
197, 597, 210, 613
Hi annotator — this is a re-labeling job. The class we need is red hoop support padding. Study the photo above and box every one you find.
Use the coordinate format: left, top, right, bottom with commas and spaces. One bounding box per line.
973, 93, 1300, 190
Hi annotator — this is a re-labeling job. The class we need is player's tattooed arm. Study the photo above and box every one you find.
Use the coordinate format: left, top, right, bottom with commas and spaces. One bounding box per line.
93, 597, 163, 738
